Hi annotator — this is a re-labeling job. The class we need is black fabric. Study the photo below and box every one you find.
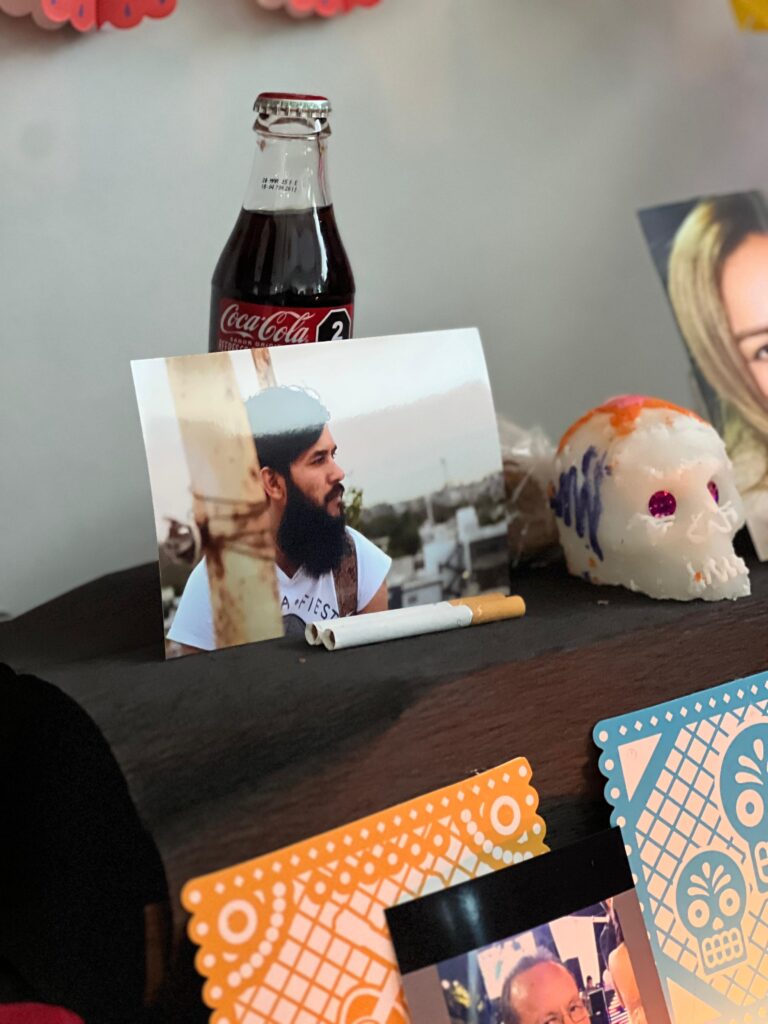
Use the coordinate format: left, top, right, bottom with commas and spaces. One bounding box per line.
0, 664, 167, 1023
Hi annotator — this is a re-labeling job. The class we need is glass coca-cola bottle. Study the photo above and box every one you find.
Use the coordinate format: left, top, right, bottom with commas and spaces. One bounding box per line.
209, 93, 355, 351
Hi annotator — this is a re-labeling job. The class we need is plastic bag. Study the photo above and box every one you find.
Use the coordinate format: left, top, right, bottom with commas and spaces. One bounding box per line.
498, 414, 560, 567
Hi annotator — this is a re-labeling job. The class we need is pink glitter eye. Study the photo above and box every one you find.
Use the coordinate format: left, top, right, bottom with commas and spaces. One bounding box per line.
708, 480, 719, 503
648, 490, 677, 517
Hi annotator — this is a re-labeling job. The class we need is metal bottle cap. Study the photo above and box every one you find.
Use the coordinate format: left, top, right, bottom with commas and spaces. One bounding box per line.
253, 93, 331, 137
254, 93, 331, 117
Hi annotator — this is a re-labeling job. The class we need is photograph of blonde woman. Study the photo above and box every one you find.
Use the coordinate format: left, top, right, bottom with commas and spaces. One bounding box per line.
601, 897, 647, 1024
640, 191, 768, 559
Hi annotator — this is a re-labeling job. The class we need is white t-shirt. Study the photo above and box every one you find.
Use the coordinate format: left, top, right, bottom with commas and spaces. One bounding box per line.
167, 527, 391, 650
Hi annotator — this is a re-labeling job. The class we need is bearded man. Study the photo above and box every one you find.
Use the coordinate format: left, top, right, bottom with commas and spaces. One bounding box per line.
169, 386, 390, 651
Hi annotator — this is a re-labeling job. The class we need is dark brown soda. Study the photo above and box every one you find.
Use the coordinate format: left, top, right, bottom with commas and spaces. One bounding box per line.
209, 206, 355, 351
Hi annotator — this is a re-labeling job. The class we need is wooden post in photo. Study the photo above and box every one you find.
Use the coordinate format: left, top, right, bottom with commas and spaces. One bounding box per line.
166, 353, 283, 649
252, 349, 277, 390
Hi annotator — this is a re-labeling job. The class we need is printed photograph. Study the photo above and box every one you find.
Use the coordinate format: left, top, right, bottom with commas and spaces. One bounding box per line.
387, 831, 670, 1024
132, 328, 509, 657
639, 191, 768, 559
429, 894, 655, 1024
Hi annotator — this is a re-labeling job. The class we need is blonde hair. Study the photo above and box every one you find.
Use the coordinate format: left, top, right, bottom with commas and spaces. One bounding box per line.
667, 193, 768, 440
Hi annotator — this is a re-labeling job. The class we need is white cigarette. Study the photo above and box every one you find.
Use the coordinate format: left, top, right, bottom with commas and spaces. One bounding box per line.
305, 622, 324, 645
304, 591, 509, 647
315, 595, 525, 651
322, 602, 473, 650
304, 604, 430, 646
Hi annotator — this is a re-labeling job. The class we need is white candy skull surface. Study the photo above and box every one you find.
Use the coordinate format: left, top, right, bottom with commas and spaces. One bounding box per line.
551, 396, 750, 601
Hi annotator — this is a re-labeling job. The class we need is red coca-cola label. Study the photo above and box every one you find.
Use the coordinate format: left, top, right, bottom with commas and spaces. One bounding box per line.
215, 299, 354, 350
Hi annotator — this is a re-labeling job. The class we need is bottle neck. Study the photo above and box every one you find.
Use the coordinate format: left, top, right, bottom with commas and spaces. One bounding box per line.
243, 131, 332, 213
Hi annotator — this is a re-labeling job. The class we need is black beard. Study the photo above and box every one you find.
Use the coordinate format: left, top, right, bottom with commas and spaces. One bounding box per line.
278, 476, 348, 579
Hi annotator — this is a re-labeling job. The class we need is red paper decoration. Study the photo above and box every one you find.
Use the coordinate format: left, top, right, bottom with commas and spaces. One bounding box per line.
1, 0, 176, 30
3, 0, 378, 29
0, 0, 59, 28
256, 0, 381, 17
42, 0, 176, 29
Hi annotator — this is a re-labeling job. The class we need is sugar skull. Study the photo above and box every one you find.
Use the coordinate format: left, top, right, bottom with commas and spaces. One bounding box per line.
721, 722, 768, 891
551, 396, 750, 601
676, 849, 747, 974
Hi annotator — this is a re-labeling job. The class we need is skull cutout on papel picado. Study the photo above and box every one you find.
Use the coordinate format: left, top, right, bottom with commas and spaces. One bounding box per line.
676, 849, 747, 975
551, 396, 751, 601
721, 722, 768, 892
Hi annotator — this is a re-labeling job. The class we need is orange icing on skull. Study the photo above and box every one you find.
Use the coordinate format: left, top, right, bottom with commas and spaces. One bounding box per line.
557, 395, 706, 454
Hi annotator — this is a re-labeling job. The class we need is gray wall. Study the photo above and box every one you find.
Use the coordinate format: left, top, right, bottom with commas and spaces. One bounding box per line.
2, 0, 766, 616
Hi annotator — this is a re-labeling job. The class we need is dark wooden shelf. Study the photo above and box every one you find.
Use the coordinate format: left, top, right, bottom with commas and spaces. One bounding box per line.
3, 550, 767, 1015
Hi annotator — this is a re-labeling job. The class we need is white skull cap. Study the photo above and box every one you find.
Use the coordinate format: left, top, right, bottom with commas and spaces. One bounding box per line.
551, 395, 750, 601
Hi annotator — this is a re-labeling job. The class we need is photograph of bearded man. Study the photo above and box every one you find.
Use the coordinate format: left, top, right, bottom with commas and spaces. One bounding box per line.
168, 386, 391, 652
